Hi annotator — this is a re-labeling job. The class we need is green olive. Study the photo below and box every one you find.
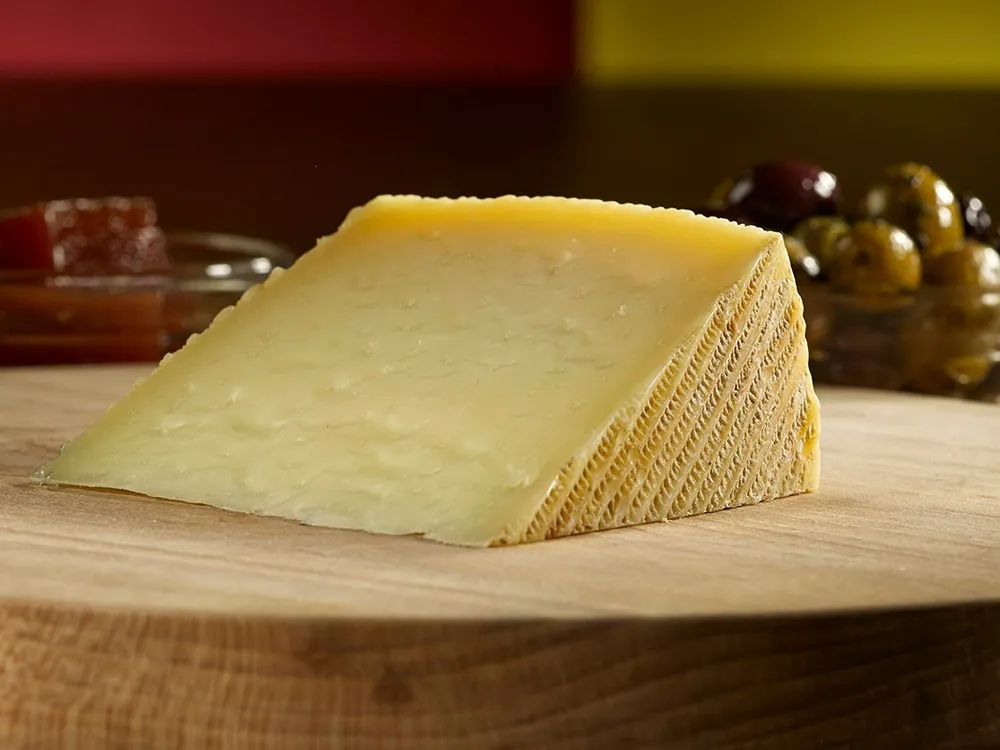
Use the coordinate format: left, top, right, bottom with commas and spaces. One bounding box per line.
903, 311, 997, 396
791, 216, 850, 268
923, 239, 1000, 290
906, 354, 994, 396
902, 238, 1000, 395
920, 244, 1000, 373
781, 234, 821, 280
858, 162, 963, 258
826, 219, 921, 296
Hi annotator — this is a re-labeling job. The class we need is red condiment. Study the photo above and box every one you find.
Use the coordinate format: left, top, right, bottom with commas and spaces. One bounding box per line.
0, 197, 171, 274
0, 196, 174, 365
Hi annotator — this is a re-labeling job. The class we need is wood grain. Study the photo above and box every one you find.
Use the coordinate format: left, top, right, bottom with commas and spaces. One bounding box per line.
1, 365, 999, 748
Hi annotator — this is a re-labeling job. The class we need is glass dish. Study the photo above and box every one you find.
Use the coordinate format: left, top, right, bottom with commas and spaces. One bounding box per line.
0, 232, 295, 367
799, 281, 1000, 403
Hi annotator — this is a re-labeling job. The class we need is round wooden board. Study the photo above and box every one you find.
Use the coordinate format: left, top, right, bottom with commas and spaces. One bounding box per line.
1, 365, 999, 749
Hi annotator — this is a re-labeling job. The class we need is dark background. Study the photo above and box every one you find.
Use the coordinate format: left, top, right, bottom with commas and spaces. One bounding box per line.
3, 81, 996, 255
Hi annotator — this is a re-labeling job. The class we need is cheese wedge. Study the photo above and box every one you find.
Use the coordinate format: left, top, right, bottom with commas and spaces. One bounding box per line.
35, 196, 820, 546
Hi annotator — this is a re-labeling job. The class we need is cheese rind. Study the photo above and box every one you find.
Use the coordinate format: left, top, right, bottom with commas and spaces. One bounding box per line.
35, 196, 820, 546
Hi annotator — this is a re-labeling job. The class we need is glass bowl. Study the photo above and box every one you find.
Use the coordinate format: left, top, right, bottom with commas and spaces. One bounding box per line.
799, 281, 1000, 403
0, 232, 295, 367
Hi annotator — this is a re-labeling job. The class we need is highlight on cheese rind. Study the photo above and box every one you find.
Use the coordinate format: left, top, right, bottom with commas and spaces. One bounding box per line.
34, 195, 820, 547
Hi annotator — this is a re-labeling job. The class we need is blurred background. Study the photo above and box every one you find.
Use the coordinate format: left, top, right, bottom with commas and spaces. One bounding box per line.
4, 0, 1000, 393
2, 0, 999, 252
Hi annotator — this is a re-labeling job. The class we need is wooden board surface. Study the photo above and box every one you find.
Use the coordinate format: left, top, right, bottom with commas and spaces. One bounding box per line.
1, 364, 999, 748
2, 364, 998, 619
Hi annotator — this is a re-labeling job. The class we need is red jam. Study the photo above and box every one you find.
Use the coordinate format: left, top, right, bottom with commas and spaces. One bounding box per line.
0, 196, 177, 366
0, 197, 171, 274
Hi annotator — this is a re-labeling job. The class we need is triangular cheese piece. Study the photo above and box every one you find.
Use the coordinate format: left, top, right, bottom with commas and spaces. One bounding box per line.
35, 196, 820, 546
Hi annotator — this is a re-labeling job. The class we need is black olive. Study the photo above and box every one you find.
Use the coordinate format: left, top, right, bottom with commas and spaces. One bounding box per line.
707, 160, 841, 233
959, 195, 995, 243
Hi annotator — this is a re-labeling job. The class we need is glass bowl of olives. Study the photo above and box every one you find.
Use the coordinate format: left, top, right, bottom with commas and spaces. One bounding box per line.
703, 160, 1000, 402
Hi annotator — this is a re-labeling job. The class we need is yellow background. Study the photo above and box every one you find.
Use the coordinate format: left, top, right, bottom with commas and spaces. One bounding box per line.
580, 0, 1000, 86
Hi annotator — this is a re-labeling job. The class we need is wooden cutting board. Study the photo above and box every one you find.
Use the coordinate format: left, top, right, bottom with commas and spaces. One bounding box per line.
1, 365, 998, 749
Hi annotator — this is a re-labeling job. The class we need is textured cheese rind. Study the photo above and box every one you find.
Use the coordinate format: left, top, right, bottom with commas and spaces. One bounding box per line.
35, 195, 820, 546
498, 234, 820, 545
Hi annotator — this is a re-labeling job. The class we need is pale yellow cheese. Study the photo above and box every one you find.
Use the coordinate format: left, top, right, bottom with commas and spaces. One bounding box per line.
35, 196, 821, 546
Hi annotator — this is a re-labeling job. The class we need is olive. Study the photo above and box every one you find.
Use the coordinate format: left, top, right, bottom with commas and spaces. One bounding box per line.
858, 163, 963, 258
707, 160, 841, 233
959, 195, 995, 243
905, 346, 995, 396
781, 234, 821, 280
903, 310, 997, 396
923, 238, 1000, 290
919, 239, 1000, 335
791, 216, 850, 268
902, 239, 1000, 396
826, 219, 921, 296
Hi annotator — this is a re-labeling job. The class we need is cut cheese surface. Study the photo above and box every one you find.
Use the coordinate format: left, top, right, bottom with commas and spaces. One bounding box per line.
35, 196, 821, 546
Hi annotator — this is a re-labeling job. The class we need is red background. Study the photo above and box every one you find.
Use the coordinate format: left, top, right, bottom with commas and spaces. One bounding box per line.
0, 0, 575, 80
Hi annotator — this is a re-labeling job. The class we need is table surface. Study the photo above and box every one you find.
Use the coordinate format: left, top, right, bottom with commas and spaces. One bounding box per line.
2, 366, 1000, 748
2, 364, 998, 619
